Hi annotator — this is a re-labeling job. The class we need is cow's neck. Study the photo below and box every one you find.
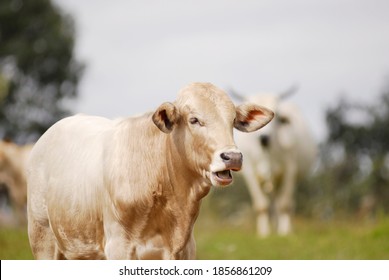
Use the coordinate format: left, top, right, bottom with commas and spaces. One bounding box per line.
149, 134, 211, 258
114, 118, 211, 259
164, 133, 211, 202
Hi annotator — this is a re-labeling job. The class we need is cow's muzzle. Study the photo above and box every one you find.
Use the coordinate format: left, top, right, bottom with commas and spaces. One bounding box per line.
220, 152, 243, 171
212, 151, 243, 186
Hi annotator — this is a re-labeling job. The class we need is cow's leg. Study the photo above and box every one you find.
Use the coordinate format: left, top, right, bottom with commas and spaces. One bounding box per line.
105, 236, 129, 259
241, 160, 270, 237
8, 185, 27, 226
54, 246, 67, 260
257, 210, 271, 237
180, 231, 196, 260
28, 219, 57, 259
277, 212, 291, 236
103, 218, 136, 259
275, 162, 297, 236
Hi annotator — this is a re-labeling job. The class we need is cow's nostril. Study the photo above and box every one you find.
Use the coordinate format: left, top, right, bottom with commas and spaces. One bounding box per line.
220, 152, 231, 161
220, 152, 243, 163
220, 152, 243, 171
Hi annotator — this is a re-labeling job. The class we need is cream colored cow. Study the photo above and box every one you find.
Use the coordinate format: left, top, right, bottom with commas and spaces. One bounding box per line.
0, 140, 33, 226
27, 82, 274, 259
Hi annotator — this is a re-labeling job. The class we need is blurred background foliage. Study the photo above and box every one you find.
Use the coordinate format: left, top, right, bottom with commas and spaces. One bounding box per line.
295, 84, 389, 219
0, 0, 83, 144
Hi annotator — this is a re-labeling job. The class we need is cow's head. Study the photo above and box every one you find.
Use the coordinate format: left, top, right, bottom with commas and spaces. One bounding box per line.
152, 82, 274, 187
247, 94, 297, 151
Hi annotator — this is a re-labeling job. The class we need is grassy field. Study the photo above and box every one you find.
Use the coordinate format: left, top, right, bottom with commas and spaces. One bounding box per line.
0, 227, 33, 259
195, 216, 389, 259
1, 216, 389, 260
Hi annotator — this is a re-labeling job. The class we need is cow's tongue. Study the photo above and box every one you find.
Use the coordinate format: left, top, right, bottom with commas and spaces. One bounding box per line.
216, 170, 232, 179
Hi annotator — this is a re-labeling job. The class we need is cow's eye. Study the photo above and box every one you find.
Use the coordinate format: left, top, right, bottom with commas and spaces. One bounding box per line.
277, 116, 290, 125
189, 117, 203, 126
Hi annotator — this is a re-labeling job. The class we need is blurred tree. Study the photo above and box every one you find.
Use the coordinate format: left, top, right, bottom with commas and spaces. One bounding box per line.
0, 0, 83, 143
324, 84, 389, 215
326, 94, 389, 157
295, 84, 389, 220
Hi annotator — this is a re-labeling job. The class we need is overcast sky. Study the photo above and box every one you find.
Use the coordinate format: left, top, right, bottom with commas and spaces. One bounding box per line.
54, 0, 389, 141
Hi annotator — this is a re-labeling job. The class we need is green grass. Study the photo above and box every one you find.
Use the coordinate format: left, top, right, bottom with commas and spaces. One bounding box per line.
0, 227, 33, 259
1, 217, 388, 259
195, 216, 389, 259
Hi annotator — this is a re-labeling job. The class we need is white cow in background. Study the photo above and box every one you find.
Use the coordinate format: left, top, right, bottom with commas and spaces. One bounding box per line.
233, 88, 317, 237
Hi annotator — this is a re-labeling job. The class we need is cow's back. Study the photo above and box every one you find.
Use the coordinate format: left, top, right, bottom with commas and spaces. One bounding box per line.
27, 115, 112, 258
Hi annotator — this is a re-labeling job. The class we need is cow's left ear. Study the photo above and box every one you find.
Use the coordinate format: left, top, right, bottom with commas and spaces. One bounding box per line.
152, 102, 180, 133
234, 103, 274, 132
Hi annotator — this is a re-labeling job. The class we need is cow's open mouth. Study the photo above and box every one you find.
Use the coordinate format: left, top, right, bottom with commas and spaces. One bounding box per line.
212, 169, 233, 186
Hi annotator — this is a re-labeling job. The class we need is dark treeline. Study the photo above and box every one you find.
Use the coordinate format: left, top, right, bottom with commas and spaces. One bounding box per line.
296, 83, 389, 219
0, 0, 83, 144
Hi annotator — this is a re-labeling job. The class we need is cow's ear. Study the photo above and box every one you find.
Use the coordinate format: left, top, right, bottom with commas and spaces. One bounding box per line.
152, 102, 180, 133
234, 103, 274, 132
